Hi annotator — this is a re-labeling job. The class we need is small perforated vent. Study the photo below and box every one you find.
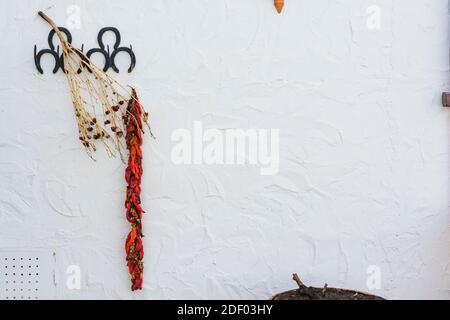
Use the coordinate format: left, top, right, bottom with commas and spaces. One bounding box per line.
0, 251, 54, 300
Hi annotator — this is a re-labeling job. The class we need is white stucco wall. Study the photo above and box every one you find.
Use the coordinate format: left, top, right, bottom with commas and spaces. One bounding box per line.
0, 0, 449, 300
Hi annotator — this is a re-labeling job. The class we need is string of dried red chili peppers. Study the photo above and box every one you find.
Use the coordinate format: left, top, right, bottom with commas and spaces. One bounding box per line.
124, 88, 145, 291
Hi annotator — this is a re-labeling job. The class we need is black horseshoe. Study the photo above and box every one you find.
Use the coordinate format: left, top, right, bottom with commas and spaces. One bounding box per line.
97, 27, 121, 50
34, 46, 60, 74
86, 47, 111, 72
110, 46, 136, 73
48, 27, 72, 50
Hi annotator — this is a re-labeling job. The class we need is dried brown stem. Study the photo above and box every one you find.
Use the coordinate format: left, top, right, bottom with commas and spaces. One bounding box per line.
292, 273, 306, 288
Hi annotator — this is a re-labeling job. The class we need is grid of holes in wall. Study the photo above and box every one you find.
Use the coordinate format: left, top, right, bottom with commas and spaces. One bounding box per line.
2, 257, 40, 300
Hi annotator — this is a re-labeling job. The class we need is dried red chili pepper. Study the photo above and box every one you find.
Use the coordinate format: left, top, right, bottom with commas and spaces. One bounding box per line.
124, 88, 145, 291
274, 0, 284, 13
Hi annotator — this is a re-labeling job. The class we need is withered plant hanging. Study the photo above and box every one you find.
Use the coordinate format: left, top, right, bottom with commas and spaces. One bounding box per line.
37, 11, 152, 160
38, 11, 153, 291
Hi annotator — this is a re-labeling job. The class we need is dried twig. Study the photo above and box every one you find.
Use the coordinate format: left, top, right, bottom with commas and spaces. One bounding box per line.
322, 283, 328, 296
292, 273, 306, 288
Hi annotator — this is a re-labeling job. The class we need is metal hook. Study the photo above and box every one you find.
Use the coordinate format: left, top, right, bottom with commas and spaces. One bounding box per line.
35, 26, 136, 74
75, 45, 91, 74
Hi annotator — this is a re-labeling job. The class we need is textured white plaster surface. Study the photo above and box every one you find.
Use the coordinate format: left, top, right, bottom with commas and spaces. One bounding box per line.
0, 0, 449, 299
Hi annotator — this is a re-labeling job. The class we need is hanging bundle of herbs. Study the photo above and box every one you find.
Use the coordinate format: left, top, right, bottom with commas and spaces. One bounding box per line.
38, 11, 153, 291
37, 11, 152, 160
